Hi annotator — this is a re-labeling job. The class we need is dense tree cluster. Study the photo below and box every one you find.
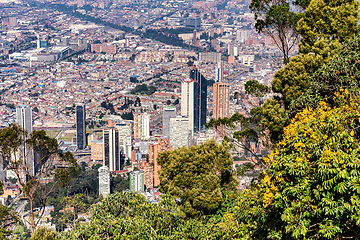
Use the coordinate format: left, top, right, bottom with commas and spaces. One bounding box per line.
158, 140, 237, 217
130, 84, 157, 95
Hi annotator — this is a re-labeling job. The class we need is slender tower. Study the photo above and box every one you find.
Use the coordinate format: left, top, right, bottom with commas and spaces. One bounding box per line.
76, 104, 86, 150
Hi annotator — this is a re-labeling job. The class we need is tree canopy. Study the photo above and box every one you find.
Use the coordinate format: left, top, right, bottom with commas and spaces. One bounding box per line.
157, 140, 238, 217
59, 192, 215, 239
220, 94, 360, 239
0, 124, 80, 231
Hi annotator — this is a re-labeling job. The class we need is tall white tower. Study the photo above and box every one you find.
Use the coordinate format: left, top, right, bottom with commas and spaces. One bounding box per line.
181, 79, 195, 135
98, 166, 110, 198
16, 105, 34, 176
16, 105, 33, 134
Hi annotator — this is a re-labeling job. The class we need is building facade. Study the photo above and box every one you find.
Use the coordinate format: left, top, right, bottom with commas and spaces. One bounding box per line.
103, 128, 121, 171
115, 123, 132, 159
213, 82, 230, 120
162, 106, 176, 137
130, 171, 144, 192
91, 140, 103, 162
181, 68, 207, 134
16, 105, 34, 176
16, 105, 32, 134
76, 104, 86, 150
98, 166, 110, 198
215, 61, 224, 83
149, 137, 172, 187
134, 113, 150, 140
169, 116, 191, 149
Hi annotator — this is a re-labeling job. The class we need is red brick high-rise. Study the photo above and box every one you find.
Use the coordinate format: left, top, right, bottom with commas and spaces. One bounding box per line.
213, 82, 230, 120
149, 137, 172, 187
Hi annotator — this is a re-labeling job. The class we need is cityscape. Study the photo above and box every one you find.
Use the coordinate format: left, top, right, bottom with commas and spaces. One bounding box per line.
0, 0, 357, 238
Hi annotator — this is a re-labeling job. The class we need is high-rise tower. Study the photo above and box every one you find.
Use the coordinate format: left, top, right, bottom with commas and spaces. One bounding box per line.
16, 105, 34, 176
169, 116, 191, 149
162, 107, 176, 137
76, 104, 86, 150
98, 166, 110, 198
213, 82, 230, 120
16, 105, 32, 134
130, 171, 145, 192
103, 128, 121, 171
134, 112, 150, 140
181, 67, 207, 134
215, 61, 224, 83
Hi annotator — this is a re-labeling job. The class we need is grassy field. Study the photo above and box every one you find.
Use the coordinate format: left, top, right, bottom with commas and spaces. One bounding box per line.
87, 130, 103, 138
46, 130, 60, 139
58, 133, 75, 141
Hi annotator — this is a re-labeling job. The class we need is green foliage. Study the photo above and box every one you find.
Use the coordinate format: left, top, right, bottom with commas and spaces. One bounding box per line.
30, 227, 58, 240
0, 204, 18, 239
59, 194, 88, 229
244, 80, 271, 98
0, 124, 80, 231
60, 192, 215, 239
225, 96, 360, 239
255, 98, 289, 142
272, 0, 359, 108
111, 174, 129, 193
130, 84, 156, 95
250, 0, 302, 63
208, 110, 270, 165
292, 36, 360, 112
258, 0, 360, 145
297, 0, 359, 55
157, 140, 237, 217
12, 222, 31, 240
121, 111, 133, 120
49, 166, 101, 231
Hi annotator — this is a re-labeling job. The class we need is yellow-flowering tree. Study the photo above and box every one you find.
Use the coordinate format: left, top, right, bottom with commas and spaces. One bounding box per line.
225, 94, 360, 239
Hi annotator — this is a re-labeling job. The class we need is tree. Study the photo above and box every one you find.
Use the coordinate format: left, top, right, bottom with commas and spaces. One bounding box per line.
252, 0, 360, 145
297, 0, 359, 55
250, 0, 302, 64
272, 0, 359, 108
12, 222, 31, 240
291, 35, 360, 113
30, 227, 58, 240
225, 95, 360, 239
60, 192, 215, 239
0, 204, 18, 239
157, 140, 238, 217
0, 124, 81, 231
59, 194, 88, 230
111, 174, 129, 193
244, 80, 271, 98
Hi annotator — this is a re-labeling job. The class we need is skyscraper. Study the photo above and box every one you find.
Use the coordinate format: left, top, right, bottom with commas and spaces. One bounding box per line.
169, 116, 191, 149
130, 171, 144, 192
103, 128, 121, 171
76, 104, 86, 150
134, 112, 150, 140
213, 82, 230, 120
16, 106, 34, 176
162, 107, 176, 137
149, 137, 172, 187
115, 123, 132, 159
98, 166, 110, 198
16, 105, 32, 134
215, 61, 224, 83
181, 67, 207, 134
